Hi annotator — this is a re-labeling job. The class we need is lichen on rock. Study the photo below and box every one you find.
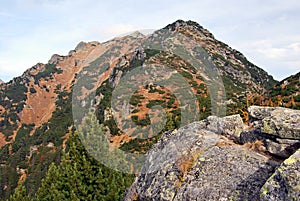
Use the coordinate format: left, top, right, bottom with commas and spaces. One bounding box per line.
260, 149, 300, 201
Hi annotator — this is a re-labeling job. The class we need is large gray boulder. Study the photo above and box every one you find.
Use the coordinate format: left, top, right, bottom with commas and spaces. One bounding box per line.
174, 146, 277, 201
248, 106, 277, 121
260, 149, 300, 201
123, 115, 279, 201
248, 106, 300, 140
123, 121, 220, 201
123, 106, 300, 201
243, 106, 300, 158
205, 114, 245, 141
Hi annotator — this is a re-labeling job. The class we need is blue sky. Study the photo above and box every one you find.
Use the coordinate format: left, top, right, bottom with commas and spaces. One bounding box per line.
0, 0, 299, 82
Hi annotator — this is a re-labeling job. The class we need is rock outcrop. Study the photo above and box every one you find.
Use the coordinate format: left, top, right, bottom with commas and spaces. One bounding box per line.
249, 106, 300, 139
123, 106, 300, 201
242, 106, 300, 158
260, 149, 300, 200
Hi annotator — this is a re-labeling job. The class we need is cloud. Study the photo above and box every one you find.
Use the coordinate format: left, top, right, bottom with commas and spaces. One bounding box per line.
0, 12, 14, 18
92, 24, 138, 40
236, 39, 300, 80
0, 0, 300, 82
254, 40, 288, 59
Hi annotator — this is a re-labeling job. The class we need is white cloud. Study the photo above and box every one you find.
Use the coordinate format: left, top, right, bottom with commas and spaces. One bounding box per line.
0, 12, 14, 18
92, 24, 138, 40
0, 0, 300, 81
255, 41, 288, 59
236, 39, 300, 80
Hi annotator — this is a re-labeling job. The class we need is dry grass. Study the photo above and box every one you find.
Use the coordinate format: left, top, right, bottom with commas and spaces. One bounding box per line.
0, 133, 7, 148
130, 191, 139, 201
176, 151, 201, 189
215, 140, 235, 147
177, 156, 195, 175
242, 140, 266, 152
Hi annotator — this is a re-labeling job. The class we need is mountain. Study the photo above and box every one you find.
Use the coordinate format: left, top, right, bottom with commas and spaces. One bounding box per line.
0, 20, 298, 200
0, 79, 4, 84
266, 72, 300, 109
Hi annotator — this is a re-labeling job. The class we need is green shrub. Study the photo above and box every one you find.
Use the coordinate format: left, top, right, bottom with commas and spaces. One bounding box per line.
104, 118, 120, 135
146, 100, 166, 108
131, 114, 151, 127
180, 71, 193, 80
30, 88, 37, 94
294, 95, 300, 102
129, 94, 144, 106
34, 64, 62, 85
132, 109, 140, 113
282, 97, 290, 103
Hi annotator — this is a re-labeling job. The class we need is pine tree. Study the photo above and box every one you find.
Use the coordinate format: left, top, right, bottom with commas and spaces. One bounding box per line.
34, 162, 68, 200
34, 125, 135, 200
9, 183, 30, 201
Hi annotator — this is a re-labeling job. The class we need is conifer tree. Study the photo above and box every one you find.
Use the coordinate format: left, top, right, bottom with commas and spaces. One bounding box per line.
9, 183, 30, 201
34, 116, 135, 201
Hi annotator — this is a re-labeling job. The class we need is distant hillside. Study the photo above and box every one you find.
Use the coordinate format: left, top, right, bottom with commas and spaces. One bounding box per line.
266, 72, 300, 109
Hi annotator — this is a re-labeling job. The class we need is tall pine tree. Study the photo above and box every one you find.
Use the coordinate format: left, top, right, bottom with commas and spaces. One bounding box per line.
33, 130, 134, 200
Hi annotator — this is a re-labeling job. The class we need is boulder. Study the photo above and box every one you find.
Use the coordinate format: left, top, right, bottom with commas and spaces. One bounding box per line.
248, 106, 276, 121
249, 106, 300, 140
206, 114, 245, 141
265, 138, 300, 158
123, 106, 300, 201
175, 146, 277, 201
260, 149, 300, 201
123, 118, 279, 201
242, 106, 300, 158
262, 108, 300, 140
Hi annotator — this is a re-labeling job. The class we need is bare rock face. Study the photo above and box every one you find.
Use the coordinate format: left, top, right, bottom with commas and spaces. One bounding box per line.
123, 106, 300, 201
248, 106, 277, 121
174, 146, 277, 201
243, 106, 300, 158
262, 108, 300, 140
248, 106, 300, 140
205, 114, 245, 141
49, 54, 63, 64
260, 149, 300, 200
74, 41, 100, 52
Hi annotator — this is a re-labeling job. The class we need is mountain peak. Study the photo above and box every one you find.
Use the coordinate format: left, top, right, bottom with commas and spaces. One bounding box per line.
128, 31, 145, 38
0, 79, 4, 84
169, 19, 204, 28
163, 19, 215, 39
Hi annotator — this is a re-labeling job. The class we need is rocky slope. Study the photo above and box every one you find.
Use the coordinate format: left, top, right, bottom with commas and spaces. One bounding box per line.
123, 106, 300, 201
86, 20, 280, 157
0, 37, 142, 198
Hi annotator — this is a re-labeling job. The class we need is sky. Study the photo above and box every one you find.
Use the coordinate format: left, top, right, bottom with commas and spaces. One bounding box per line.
0, 0, 299, 82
